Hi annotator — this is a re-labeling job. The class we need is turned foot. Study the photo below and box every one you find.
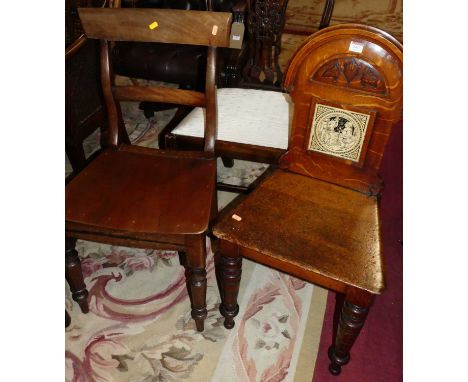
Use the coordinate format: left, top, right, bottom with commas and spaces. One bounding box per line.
217, 242, 242, 329
328, 298, 370, 375
65, 238, 89, 313
190, 267, 207, 332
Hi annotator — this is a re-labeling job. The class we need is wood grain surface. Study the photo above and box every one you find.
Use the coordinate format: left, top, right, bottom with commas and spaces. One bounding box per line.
214, 170, 384, 294
78, 8, 232, 47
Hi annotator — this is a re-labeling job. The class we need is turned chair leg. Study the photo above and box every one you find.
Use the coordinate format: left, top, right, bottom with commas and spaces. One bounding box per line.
186, 236, 208, 332
221, 157, 234, 168
178, 251, 193, 304
65, 237, 89, 314
218, 241, 242, 329
328, 292, 373, 375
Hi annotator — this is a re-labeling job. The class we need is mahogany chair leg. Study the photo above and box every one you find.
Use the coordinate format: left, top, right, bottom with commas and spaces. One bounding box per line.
158, 106, 193, 149
165, 133, 179, 150
178, 251, 193, 304
65, 237, 89, 314
221, 157, 234, 168
186, 236, 208, 332
218, 241, 242, 329
328, 292, 373, 375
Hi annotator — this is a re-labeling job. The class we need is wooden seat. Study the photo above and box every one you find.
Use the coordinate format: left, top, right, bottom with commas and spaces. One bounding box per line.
66, 147, 216, 236
65, 7, 235, 332
213, 24, 402, 375
214, 170, 384, 294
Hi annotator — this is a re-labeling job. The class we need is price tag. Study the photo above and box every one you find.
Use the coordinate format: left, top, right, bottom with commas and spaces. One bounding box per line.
229, 22, 244, 49
349, 41, 364, 53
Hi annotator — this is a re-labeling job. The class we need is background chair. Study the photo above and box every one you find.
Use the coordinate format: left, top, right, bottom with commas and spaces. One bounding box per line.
65, 0, 112, 173
112, 0, 247, 148
165, 0, 335, 184
65, 7, 234, 331
213, 24, 402, 374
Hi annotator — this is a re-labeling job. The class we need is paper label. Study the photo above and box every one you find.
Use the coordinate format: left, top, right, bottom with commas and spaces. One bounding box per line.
349, 41, 364, 53
229, 22, 244, 49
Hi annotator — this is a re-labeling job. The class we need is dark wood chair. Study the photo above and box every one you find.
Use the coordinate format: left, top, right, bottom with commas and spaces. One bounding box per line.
65, 0, 113, 173
213, 24, 402, 374
65, 7, 234, 331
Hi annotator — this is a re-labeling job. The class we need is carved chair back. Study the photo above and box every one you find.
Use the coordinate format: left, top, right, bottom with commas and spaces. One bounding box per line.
241, 0, 289, 89
78, 7, 233, 154
280, 24, 403, 195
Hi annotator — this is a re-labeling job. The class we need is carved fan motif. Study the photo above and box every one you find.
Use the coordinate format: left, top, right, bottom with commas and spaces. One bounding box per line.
343, 58, 361, 83
312, 57, 387, 94
321, 61, 341, 81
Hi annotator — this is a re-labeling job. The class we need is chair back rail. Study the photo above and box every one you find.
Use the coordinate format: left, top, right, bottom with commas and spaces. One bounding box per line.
113, 86, 206, 107
78, 8, 232, 47
78, 7, 229, 153
281, 24, 403, 195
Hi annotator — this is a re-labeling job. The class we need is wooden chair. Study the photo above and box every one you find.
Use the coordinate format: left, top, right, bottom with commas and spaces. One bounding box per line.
166, 0, 335, 187
112, 0, 248, 149
65, 7, 234, 331
212, 24, 402, 374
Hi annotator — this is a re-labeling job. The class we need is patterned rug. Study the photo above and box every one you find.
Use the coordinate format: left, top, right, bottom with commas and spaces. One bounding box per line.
65, 98, 328, 382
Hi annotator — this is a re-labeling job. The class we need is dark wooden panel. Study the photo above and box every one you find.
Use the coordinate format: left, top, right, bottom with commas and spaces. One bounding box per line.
113, 86, 206, 107
78, 8, 232, 47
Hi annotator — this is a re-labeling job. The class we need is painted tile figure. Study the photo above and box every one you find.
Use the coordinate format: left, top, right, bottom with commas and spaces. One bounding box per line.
308, 104, 371, 162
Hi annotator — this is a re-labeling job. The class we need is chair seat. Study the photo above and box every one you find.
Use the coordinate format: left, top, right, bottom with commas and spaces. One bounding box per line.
172, 88, 292, 149
213, 170, 385, 294
66, 146, 216, 235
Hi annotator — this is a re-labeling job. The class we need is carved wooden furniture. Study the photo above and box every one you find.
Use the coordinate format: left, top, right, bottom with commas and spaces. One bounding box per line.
111, 0, 247, 149
65, 7, 233, 330
241, 0, 334, 89
213, 24, 402, 374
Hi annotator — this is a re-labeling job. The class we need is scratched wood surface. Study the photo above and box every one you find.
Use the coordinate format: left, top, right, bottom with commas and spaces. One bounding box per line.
78, 8, 232, 47
213, 169, 384, 294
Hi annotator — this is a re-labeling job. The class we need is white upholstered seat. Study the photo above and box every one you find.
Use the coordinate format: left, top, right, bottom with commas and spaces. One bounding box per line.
172, 88, 292, 149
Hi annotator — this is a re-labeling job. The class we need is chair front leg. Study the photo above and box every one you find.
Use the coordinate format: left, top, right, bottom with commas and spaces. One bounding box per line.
185, 235, 208, 332
65, 237, 89, 313
328, 290, 374, 375
217, 240, 242, 329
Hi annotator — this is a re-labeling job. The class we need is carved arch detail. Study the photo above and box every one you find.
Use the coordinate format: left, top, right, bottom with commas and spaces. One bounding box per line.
311, 57, 387, 95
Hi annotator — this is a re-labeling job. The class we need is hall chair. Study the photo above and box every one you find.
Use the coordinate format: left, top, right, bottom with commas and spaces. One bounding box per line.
65, 7, 234, 331
213, 24, 402, 374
